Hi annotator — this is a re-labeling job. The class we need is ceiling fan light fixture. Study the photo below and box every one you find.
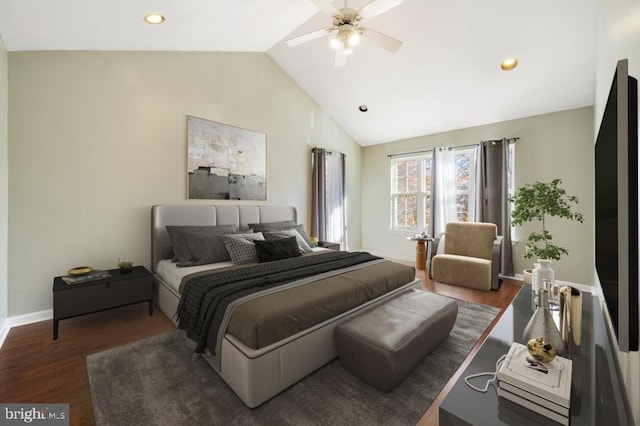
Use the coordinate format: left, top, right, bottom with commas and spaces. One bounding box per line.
330, 36, 342, 50
143, 13, 166, 25
343, 46, 354, 55
347, 30, 360, 47
500, 57, 519, 71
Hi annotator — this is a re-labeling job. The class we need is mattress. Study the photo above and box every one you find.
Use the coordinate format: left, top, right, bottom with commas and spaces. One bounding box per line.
155, 259, 234, 293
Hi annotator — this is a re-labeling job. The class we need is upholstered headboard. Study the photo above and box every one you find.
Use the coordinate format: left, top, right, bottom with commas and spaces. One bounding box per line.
151, 205, 297, 272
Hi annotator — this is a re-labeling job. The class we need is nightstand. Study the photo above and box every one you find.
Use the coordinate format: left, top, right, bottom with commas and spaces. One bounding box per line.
52, 265, 153, 340
317, 241, 340, 251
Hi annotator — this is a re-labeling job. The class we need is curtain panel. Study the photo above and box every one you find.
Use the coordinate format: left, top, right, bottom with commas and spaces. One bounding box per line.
311, 148, 346, 249
431, 145, 479, 236
479, 139, 515, 276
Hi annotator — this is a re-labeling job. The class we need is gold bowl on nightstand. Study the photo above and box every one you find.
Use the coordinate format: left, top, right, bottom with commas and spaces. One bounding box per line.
67, 266, 93, 276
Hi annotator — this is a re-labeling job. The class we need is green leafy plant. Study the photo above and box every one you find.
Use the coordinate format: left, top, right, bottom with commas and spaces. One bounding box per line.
509, 179, 584, 261
118, 259, 133, 270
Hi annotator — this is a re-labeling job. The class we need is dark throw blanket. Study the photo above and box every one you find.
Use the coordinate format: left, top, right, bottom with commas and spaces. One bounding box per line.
177, 251, 381, 353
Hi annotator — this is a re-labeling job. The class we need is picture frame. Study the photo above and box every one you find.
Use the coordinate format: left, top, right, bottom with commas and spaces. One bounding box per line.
187, 116, 266, 200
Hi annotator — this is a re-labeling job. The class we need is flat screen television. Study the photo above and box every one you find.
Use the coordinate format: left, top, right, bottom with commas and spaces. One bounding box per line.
595, 58, 639, 352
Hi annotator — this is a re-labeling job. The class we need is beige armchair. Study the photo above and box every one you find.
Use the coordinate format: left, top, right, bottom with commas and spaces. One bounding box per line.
429, 222, 503, 291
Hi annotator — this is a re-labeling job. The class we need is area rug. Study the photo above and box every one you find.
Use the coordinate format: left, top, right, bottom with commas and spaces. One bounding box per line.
87, 299, 500, 426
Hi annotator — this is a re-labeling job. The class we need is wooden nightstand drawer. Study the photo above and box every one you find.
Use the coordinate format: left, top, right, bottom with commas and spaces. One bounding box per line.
54, 277, 151, 318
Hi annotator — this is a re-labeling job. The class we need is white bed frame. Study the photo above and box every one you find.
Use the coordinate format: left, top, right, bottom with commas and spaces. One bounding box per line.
151, 204, 421, 407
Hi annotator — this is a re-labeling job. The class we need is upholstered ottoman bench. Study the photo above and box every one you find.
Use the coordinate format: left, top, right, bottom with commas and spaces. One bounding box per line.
335, 288, 458, 391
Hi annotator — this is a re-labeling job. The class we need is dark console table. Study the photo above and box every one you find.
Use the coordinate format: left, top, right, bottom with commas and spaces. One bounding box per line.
439, 284, 632, 425
52, 265, 153, 339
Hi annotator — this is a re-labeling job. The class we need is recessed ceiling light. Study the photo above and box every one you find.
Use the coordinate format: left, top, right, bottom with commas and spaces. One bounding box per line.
144, 14, 166, 25
358, 105, 368, 112
501, 57, 519, 71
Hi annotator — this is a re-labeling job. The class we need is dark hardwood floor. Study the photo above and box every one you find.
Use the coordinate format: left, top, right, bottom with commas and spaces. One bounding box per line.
0, 304, 175, 425
0, 264, 521, 426
411, 266, 522, 425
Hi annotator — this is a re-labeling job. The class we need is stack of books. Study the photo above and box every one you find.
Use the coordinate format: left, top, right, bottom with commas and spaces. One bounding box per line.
497, 342, 572, 425
62, 270, 111, 285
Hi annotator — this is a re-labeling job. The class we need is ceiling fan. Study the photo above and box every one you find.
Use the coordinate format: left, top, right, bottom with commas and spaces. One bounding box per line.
286, 0, 404, 67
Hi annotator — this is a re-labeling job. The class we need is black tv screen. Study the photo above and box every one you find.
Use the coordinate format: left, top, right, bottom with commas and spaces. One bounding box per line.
594, 58, 639, 352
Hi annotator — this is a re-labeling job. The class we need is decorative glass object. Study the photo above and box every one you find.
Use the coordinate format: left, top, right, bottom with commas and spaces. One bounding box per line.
532, 260, 554, 308
523, 288, 566, 355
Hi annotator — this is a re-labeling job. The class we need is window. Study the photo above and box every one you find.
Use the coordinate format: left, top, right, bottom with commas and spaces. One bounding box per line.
391, 143, 515, 235
391, 154, 432, 233
452, 148, 476, 222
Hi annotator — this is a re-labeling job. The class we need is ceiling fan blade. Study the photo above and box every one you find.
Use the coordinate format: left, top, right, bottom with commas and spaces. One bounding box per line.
357, 0, 404, 21
362, 27, 402, 53
334, 47, 348, 67
286, 28, 334, 47
308, 0, 342, 17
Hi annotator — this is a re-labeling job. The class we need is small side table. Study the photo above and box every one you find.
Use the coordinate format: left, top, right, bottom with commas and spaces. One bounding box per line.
52, 265, 153, 340
406, 237, 433, 270
318, 241, 341, 251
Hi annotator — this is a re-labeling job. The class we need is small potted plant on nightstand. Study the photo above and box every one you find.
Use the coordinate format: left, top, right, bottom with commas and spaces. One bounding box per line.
118, 258, 134, 274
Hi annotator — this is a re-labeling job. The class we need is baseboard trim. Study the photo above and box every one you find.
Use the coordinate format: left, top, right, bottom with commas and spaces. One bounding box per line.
0, 309, 53, 349
0, 318, 9, 350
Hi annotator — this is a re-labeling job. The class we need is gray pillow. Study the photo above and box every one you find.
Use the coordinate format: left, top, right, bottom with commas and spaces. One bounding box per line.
263, 229, 313, 253
248, 220, 296, 232
249, 220, 315, 248
222, 232, 265, 264
166, 225, 237, 263
291, 224, 315, 248
182, 233, 231, 266
160, 246, 175, 260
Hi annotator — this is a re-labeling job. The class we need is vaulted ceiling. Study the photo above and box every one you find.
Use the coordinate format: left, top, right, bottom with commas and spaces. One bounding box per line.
0, 0, 597, 146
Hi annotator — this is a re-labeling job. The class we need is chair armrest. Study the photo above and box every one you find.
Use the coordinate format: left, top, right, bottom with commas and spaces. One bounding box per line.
429, 232, 445, 279
491, 236, 504, 291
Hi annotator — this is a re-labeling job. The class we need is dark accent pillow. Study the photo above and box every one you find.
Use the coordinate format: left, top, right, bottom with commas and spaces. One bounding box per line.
254, 237, 302, 262
263, 229, 313, 253
166, 225, 237, 263
249, 220, 315, 248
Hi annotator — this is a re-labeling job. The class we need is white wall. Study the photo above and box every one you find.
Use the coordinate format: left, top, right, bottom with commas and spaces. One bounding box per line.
0, 37, 8, 328
361, 107, 594, 285
7, 51, 361, 316
595, 0, 640, 421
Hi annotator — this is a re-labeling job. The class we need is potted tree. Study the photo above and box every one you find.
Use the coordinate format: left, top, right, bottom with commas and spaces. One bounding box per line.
509, 179, 584, 280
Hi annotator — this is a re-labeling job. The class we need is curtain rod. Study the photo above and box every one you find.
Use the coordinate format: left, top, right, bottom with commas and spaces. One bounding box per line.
387, 137, 519, 158
311, 147, 346, 157
481, 137, 520, 144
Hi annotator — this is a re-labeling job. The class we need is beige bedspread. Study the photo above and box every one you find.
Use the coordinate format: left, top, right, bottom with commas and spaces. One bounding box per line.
226, 260, 416, 349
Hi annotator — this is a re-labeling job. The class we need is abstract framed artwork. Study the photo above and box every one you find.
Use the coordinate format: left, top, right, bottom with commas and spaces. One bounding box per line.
187, 116, 266, 200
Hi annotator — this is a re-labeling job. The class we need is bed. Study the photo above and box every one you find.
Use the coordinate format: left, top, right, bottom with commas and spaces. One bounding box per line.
151, 204, 420, 407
